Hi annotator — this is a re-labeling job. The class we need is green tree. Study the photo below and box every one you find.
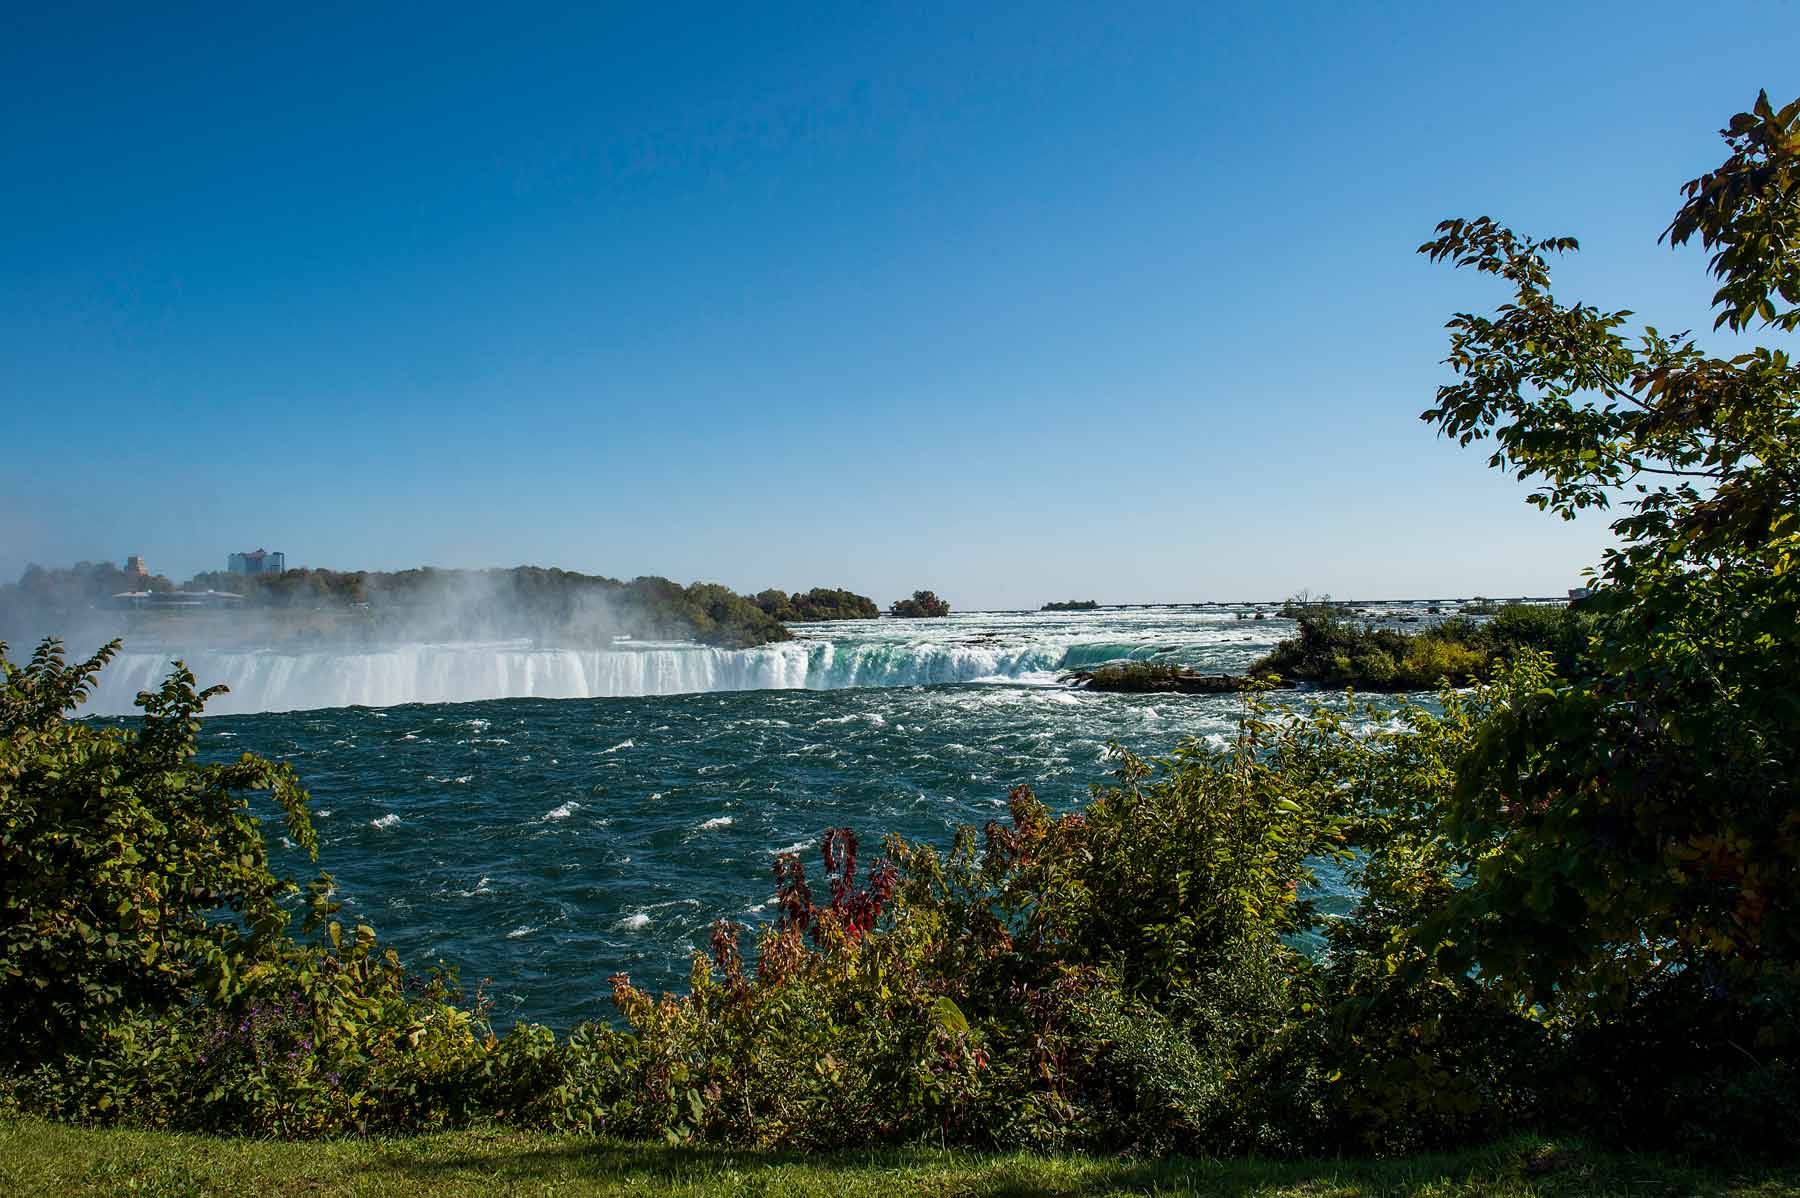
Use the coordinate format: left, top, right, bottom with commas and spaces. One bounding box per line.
1412, 92, 1800, 1023
889, 590, 951, 618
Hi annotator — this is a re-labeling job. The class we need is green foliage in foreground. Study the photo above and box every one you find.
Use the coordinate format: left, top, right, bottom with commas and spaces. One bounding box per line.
1413, 89, 1800, 1027
1248, 602, 1580, 691
0, 642, 315, 1062
7, 1118, 1798, 1198
888, 590, 951, 618
5, 640, 1792, 1157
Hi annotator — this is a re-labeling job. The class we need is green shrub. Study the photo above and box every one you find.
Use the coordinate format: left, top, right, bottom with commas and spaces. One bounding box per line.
888, 591, 951, 618
0, 638, 526, 1136
1397, 637, 1486, 688
1252, 610, 1472, 691
1485, 603, 1585, 670
1248, 601, 1578, 692
613, 718, 1353, 1151
0, 640, 316, 1065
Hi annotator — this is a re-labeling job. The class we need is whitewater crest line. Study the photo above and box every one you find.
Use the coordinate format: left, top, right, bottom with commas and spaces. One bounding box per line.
83, 633, 1192, 717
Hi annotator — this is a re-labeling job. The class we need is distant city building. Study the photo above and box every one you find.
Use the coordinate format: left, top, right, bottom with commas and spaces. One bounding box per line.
228, 548, 286, 575
1569, 586, 1593, 602
124, 554, 149, 585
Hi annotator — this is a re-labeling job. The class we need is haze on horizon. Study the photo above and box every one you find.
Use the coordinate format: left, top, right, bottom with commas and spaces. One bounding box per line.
4, 2, 1795, 611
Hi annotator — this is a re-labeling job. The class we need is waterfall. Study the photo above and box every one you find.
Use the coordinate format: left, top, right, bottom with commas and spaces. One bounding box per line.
81, 636, 1169, 716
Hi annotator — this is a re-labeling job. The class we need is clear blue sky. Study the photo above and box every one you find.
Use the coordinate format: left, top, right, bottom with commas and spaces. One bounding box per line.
4, 2, 1795, 607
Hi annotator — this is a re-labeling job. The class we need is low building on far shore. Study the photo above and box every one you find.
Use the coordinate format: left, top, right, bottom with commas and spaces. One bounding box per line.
111, 589, 244, 610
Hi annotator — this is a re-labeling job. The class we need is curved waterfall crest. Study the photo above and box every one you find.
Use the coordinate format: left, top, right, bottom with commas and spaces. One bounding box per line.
78, 607, 1283, 717
83, 637, 1174, 716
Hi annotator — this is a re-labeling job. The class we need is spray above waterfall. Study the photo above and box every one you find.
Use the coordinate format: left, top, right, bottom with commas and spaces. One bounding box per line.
0, 565, 874, 676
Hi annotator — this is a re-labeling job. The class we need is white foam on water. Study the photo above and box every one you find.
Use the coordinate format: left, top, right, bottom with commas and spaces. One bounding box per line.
615, 912, 651, 931
370, 813, 401, 829
543, 801, 580, 821
697, 816, 733, 831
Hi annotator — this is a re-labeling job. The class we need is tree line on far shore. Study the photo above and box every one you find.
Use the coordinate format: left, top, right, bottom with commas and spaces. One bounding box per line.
0, 566, 960, 650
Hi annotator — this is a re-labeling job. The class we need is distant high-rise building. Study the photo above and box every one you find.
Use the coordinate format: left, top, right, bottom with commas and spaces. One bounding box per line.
124, 554, 149, 585
228, 548, 286, 575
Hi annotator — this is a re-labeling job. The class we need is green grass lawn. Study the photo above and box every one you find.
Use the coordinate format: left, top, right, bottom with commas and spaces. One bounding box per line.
2, 1118, 1796, 1198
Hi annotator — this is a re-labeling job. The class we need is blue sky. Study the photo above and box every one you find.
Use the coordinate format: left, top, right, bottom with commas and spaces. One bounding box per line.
4, 2, 1795, 608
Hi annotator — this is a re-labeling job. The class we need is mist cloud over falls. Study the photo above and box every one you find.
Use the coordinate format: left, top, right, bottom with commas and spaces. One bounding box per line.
0, 565, 827, 661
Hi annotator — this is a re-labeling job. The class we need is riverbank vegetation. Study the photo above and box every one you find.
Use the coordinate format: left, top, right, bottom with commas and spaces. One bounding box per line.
0, 566, 888, 650
753, 587, 880, 623
1070, 603, 1576, 694
1246, 601, 1580, 691
2, 93, 1796, 1167
888, 590, 950, 618
1041, 599, 1100, 611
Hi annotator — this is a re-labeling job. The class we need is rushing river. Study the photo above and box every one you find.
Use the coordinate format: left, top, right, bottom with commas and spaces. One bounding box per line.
85, 605, 1454, 1028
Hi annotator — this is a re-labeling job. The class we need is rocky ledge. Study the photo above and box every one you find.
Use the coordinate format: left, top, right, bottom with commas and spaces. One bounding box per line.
1060, 662, 1257, 695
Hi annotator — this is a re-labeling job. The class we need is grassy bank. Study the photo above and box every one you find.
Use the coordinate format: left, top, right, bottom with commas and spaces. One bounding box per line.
3, 1118, 1795, 1198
